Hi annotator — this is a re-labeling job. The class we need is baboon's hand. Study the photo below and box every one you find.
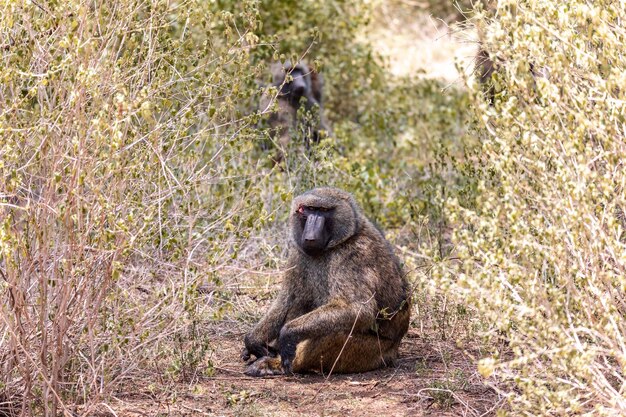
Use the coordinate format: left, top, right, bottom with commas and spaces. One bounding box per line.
278, 328, 297, 375
243, 334, 270, 361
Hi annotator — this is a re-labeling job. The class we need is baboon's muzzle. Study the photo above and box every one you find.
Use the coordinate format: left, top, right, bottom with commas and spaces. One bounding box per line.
291, 78, 306, 99
301, 214, 327, 255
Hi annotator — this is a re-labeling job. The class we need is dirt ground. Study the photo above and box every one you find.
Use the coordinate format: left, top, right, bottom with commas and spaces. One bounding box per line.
104, 327, 503, 417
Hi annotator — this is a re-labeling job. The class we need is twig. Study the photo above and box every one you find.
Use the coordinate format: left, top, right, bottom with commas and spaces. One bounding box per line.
326, 293, 376, 379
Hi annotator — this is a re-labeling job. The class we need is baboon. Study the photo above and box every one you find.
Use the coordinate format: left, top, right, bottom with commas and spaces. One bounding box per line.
475, 47, 550, 103
259, 61, 329, 161
242, 187, 410, 376
476, 48, 496, 98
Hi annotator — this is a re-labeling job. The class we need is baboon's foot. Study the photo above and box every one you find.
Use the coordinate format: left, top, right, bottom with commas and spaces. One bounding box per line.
244, 356, 283, 377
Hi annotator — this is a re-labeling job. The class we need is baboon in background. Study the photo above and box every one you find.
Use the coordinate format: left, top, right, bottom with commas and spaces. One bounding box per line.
259, 61, 329, 161
475, 47, 550, 103
476, 48, 497, 100
242, 187, 411, 376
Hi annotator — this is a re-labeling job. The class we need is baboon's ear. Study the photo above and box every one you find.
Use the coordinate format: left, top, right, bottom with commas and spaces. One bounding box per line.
309, 70, 323, 104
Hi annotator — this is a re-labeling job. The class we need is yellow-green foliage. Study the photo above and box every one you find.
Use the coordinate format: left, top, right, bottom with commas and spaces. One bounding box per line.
13, 0, 622, 414
0, 0, 471, 414
447, 0, 626, 414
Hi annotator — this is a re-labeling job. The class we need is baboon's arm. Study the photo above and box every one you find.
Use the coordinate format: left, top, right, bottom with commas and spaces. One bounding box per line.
278, 297, 377, 371
243, 288, 290, 360
282, 298, 376, 339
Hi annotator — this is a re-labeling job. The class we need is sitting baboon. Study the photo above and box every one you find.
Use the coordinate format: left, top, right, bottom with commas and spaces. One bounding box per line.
259, 61, 330, 161
242, 187, 411, 376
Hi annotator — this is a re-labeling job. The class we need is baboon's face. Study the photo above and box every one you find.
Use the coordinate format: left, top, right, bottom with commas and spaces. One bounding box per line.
294, 204, 333, 256
291, 188, 359, 256
278, 64, 309, 103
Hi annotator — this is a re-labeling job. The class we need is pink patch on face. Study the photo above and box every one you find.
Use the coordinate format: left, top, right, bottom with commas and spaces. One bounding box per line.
297, 205, 305, 214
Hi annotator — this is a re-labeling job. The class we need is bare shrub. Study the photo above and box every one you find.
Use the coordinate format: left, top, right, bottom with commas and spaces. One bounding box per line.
0, 1, 268, 414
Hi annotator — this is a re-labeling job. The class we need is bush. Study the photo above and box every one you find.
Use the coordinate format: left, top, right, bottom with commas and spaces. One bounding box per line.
0, 0, 273, 413
444, 0, 626, 414
1, 0, 464, 414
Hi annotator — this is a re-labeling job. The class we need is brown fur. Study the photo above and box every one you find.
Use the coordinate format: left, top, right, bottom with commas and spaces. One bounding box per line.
243, 188, 411, 376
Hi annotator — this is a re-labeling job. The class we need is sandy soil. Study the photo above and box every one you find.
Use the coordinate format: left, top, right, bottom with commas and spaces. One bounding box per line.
103, 328, 502, 417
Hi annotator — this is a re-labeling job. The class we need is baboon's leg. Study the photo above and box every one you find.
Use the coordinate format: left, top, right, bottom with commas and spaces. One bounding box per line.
245, 333, 399, 376
292, 333, 400, 374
